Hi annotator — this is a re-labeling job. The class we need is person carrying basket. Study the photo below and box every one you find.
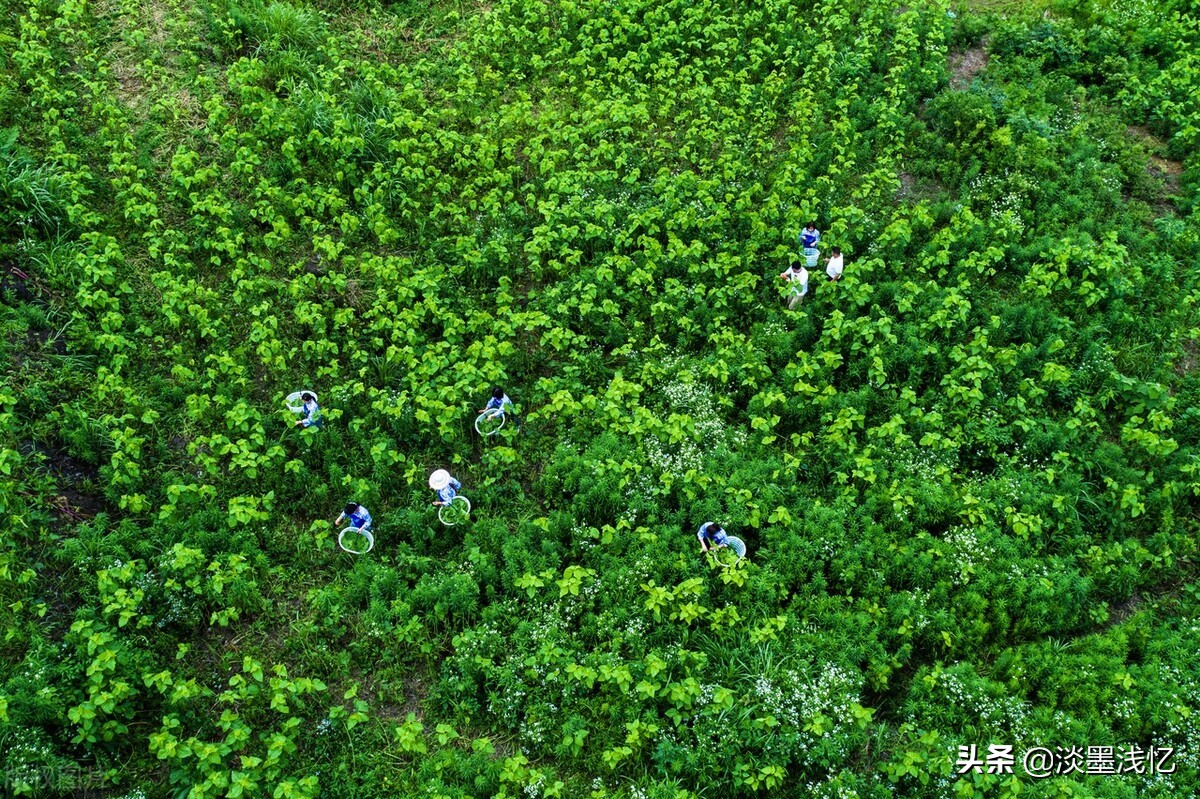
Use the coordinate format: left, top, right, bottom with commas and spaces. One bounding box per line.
799, 222, 821, 268
333, 502, 374, 554
430, 470, 470, 525
477, 386, 519, 432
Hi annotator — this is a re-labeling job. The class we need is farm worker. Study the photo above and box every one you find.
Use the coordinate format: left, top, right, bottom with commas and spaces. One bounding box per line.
779, 263, 809, 309
479, 386, 519, 428
335, 502, 372, 531
429, 469, 462, 506
825, 247, 844, 282
799, 221, 821, 250
696, 522, 730, 554
294, 393, 323, 429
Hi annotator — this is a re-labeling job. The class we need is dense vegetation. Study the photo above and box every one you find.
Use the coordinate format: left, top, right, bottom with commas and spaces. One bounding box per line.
2, 0, 1199, 795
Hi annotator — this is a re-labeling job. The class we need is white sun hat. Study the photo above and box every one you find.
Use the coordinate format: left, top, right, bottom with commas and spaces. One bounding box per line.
429, 469, 451, 490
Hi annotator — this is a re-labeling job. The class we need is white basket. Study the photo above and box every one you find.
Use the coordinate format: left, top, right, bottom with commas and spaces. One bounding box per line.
337, 526, 374, 554
437, 495, 471, 526
286, 390, 318, 414
713, 536, 746, 567
475, 409, 505, 436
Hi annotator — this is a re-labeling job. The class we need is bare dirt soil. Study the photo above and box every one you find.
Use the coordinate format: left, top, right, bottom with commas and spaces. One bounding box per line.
949, 39, 989, 89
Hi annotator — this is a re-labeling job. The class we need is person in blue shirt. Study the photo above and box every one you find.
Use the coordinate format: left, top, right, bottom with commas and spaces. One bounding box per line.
479, 386, 519, 429
335, 502, 372, 531
429, 469, 462, 506
799, 222, 821, 250
696, 522, 729, 554
294, 393, 323, 429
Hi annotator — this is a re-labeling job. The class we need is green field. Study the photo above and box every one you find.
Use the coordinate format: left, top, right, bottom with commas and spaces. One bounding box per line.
2, 0, 1199, 795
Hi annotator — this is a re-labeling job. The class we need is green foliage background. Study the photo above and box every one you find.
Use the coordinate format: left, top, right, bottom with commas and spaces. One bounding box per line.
1, 0, 1199, 795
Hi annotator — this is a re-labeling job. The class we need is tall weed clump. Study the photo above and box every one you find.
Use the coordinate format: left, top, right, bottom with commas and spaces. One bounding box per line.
226, 0, 329, 89
0, 129, 67, 250
230, 0, 327, 52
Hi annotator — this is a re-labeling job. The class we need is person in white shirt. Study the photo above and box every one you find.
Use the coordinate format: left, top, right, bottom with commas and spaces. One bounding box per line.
778, 263, 809, 309
825, 247, 844, 281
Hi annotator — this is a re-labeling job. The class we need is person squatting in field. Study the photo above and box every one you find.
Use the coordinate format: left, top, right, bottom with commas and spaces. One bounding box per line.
696, 521, 730, 553
429, 469, 462, 506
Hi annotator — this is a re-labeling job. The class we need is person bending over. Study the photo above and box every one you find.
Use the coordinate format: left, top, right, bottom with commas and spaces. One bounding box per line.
696, 521, 729, 554
335, 502, 372, 531
479, 387, 519, 429
429, 470, 462, 506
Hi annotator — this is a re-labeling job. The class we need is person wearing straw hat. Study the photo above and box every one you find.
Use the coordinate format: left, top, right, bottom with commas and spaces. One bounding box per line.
334, 501, 372, 532
429, 469, 462, 506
